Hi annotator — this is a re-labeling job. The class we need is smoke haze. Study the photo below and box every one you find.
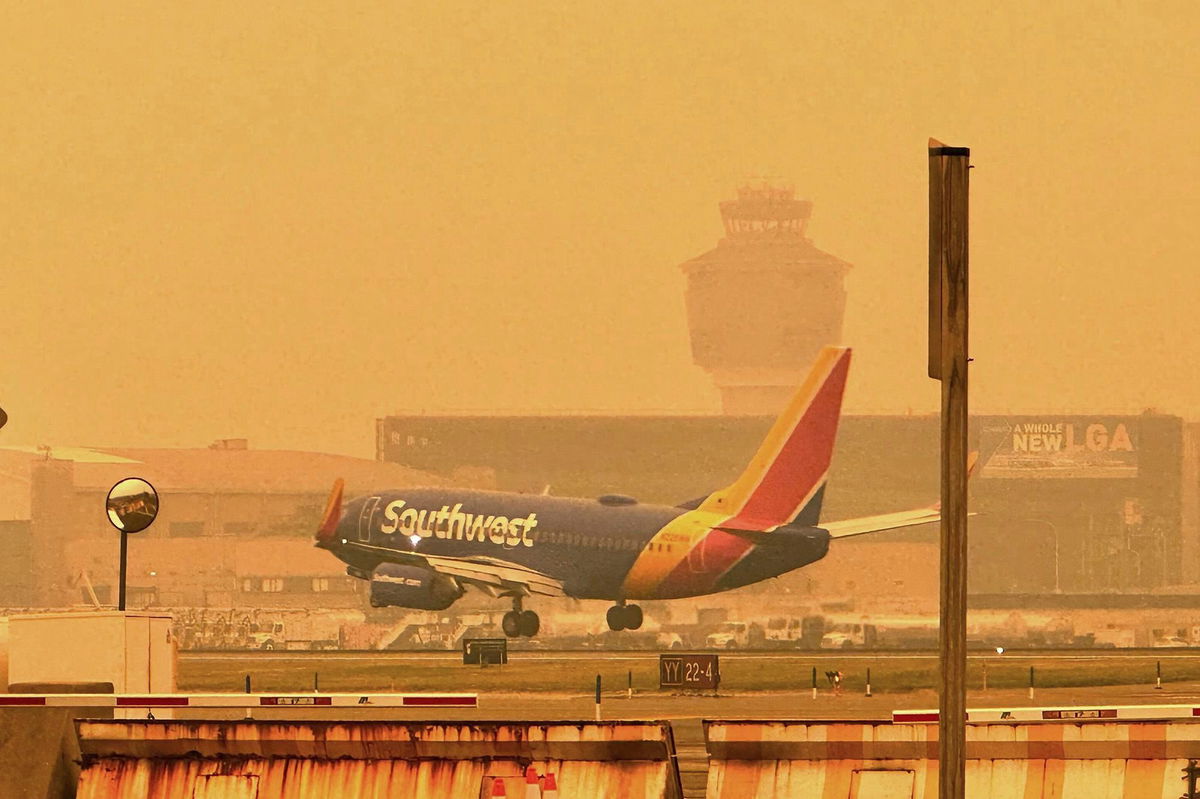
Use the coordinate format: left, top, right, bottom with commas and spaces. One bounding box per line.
3, 1, 1198, 456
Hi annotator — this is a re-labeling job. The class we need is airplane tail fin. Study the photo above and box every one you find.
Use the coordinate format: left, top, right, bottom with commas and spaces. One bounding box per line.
315, 478, 344, 547
698, 347, 851, 531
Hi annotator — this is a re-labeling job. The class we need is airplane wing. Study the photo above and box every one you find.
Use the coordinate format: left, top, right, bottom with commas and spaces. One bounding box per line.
417, 553, 565, 598
355, 543, 565, 598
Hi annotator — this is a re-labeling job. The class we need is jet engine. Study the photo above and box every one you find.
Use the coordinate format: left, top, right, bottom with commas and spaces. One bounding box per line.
369, 563, 464, 610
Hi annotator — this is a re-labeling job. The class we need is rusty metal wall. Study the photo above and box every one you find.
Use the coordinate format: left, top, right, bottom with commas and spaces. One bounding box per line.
75, 720, 682, 799
704, 719, 1200, 799
77, 758, 669, 799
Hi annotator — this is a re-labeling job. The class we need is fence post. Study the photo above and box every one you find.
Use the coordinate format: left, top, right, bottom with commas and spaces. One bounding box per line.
866, 667, 872, 698
982, 661, 988, 692
1156, 660, 1162, 690
314, 671, 320, 692
1028, 666, 1035, 701
812, 666, 818, 699
244, 674, 253, 719
627, 670, 633, 699
595, 674, 602, 721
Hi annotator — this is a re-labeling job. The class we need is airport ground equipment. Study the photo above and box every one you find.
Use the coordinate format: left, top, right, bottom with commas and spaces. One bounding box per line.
7, 611, 175, 694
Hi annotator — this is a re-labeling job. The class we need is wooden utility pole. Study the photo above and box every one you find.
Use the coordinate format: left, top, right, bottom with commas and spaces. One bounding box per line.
929, 137, 970, 799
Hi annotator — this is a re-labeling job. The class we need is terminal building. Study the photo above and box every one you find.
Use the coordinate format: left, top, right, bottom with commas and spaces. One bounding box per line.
0, 439, 462, 610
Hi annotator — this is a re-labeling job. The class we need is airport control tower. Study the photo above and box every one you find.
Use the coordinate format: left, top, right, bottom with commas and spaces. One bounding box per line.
681, 182, 852, 415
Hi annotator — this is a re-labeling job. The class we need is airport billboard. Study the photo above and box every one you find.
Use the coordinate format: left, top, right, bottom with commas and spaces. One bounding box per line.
976, 416, 1140, 479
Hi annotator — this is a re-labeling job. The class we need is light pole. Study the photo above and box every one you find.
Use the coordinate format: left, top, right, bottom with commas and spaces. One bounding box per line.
928, 138, 970, 799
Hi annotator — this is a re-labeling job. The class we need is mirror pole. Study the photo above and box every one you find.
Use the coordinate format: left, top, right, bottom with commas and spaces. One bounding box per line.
118, 530, 128, 612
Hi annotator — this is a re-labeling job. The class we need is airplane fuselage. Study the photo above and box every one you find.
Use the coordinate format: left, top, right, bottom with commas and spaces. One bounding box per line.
326, 488, 831, 601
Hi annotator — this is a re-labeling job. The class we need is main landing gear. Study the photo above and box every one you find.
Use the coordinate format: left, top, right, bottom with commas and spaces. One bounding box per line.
606, 602, 643, 631
501, 596, 540, 638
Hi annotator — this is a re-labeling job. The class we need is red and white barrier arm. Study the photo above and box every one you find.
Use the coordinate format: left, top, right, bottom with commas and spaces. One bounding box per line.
0, 693, 477, 708
895, 704, 1200, 723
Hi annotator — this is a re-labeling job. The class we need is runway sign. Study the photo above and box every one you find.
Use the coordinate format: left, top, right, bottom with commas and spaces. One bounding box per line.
659, 654, 720, 691
463, 638, 508, 665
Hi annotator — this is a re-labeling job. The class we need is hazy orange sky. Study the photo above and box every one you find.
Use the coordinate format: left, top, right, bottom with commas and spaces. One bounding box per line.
4, 1, 1198, 457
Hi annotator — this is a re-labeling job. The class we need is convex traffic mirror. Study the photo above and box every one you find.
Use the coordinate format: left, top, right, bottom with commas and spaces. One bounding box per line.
106, 478, 159, 533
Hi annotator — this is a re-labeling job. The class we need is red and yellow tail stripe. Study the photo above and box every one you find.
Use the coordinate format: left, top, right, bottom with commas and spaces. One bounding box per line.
621, 348, 851, 598
315, 478, 345, 546
698, 347, 850, 529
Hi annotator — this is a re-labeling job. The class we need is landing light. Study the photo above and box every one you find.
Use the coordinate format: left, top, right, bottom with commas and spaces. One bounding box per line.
995, 646, 1005, 655
409, 534, 421, 547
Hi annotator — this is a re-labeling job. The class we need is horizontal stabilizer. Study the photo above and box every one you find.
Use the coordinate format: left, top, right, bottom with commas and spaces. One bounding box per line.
822, 451, 980, 539
823, 507, 944, 539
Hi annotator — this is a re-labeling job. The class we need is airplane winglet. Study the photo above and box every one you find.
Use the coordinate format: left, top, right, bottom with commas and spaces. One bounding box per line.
316, 478, 344, 546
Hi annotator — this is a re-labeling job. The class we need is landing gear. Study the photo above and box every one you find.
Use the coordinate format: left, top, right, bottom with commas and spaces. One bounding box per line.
606, 602, 643, 632
502, 597, 540, 638
606, 606, 624, 631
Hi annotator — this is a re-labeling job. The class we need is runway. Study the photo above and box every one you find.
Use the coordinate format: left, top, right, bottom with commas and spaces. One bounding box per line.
182, 647, 1200, 665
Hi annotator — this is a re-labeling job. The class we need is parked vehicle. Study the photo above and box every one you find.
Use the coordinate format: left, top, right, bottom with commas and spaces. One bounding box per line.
821, 621, 877, 649
706, 621, 749, 649
657, 631, 684, 649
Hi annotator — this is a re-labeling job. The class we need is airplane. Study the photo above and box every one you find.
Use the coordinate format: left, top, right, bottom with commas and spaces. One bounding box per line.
315, 347, 957, 638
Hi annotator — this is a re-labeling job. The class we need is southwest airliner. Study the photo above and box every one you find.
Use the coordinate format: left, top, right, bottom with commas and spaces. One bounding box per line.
315, 347, 952, 638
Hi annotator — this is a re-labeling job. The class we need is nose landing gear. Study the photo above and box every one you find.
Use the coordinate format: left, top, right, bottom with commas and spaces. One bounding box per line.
501, 596, 540, 638
606, 602, 643, 631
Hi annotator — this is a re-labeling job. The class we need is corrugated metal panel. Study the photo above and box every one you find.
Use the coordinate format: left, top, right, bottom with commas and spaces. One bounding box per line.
77, 758, 670, 799
76, 720, 682, 799
704, 720, 1200, 799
